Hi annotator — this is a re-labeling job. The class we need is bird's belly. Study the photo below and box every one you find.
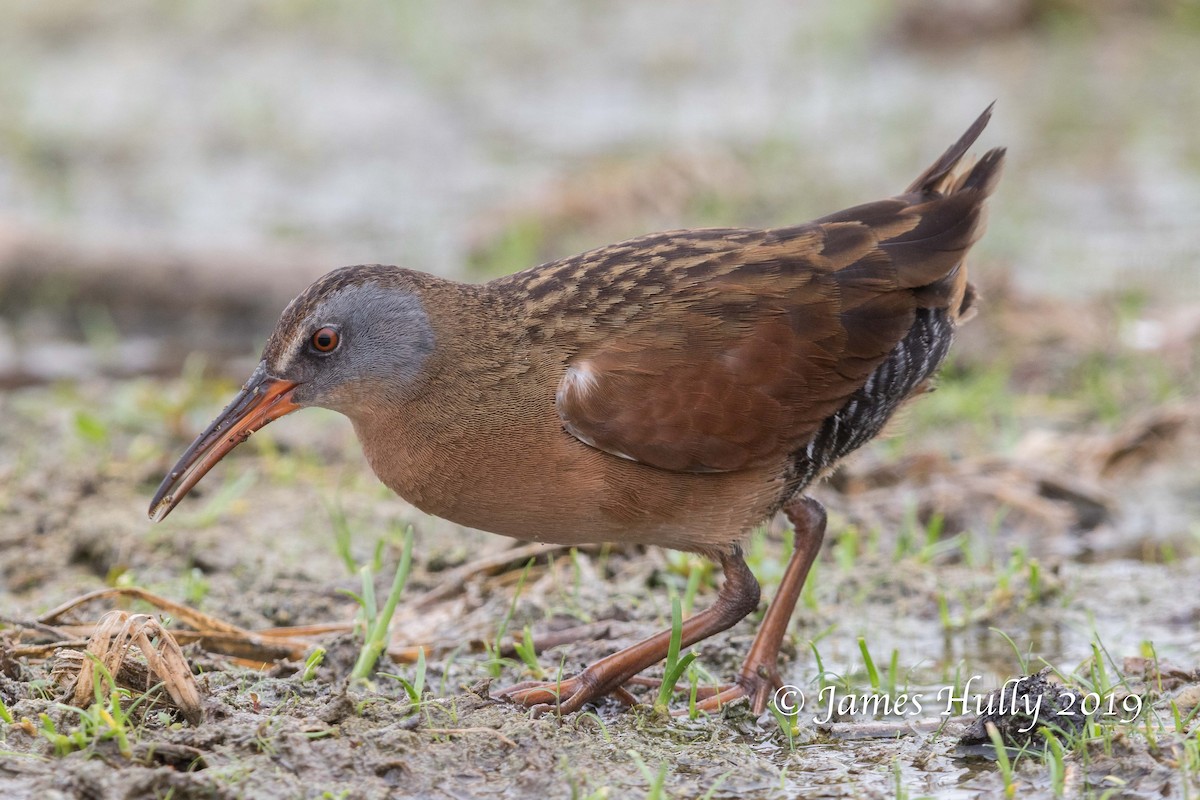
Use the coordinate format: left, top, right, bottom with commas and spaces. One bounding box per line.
355, 415, 778, 555
443, 455, 776, 554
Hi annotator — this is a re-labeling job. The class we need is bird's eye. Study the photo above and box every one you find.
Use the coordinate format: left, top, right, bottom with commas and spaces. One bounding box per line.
310, 327, 340, 353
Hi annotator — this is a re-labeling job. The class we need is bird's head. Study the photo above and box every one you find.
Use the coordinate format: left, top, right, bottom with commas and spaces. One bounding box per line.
149, 265, 436, 522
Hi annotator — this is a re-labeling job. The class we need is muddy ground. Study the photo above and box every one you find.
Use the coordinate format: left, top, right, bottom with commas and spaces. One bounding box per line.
3, 2, 1200, 799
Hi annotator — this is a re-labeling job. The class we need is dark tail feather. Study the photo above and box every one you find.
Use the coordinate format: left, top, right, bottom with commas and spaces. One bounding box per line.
906, 103, 995, 195
951, 145, 1006, 198
884, 117, 1006, 301
820, 107, 1005, 315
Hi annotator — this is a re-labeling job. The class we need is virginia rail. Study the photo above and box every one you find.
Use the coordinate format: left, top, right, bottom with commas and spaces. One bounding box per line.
151, 107, 1004, 714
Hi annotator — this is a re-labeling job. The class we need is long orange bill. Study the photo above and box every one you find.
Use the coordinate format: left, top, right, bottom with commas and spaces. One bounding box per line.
149, 362, 300, 522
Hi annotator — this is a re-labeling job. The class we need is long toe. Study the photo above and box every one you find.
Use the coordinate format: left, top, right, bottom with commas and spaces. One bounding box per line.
495, 675, 609, 715
687, 669, 782, 716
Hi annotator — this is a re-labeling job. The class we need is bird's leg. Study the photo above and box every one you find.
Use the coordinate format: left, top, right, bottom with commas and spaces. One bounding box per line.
495, 546, 761, 715
691, 496, 827, 714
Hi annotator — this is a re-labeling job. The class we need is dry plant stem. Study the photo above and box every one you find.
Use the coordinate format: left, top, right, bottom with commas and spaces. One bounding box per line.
72, 610, 203, 725
0, 615, 74, 641
10, 641, 91, 659
38, 587, 319, 665
491, 621, 615, 658
40, 587, 249, 636
410, 542, 603, 610
29, 585, 440, 669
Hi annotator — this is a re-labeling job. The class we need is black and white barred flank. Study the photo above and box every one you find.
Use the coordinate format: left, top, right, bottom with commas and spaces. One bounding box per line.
784, 307, 954, 495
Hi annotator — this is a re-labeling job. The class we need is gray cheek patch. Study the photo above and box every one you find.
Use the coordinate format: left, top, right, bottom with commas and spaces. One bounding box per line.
303, 283, 436, 393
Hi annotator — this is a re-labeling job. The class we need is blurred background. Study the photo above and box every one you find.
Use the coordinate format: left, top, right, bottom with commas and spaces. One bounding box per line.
2, 7, 1200, 793
1, 0, 1198, 386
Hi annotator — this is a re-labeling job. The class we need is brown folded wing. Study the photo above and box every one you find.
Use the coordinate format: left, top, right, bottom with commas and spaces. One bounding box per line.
550, 139, 1004, 474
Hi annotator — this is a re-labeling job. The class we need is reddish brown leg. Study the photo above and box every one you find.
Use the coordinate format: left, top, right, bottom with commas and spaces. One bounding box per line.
692, 496, 827, 714
495, 546, 761, 715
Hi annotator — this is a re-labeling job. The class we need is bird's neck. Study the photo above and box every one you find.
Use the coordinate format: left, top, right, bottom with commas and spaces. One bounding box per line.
346, 279, 560, 526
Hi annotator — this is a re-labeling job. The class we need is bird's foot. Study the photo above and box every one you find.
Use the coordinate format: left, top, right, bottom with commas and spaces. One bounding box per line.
685, 664, 784, 715
496, 548, 765, 717
628, 666, 784, 714
495, 673, 638, 715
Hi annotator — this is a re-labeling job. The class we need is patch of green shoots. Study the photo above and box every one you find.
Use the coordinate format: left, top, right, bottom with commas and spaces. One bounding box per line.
38, 713, 73, 757
916, 514, 946, 563
572, 711, 612, 744
942, 662, 969, 716
902, 360, 1018, 446
73, 410, 110, 446
800, 555, 821, 612
382, 647, 427, 711
681, 556, 707, 617
894, 504, 918, 560
655, 595, 697, 713
698, 773, 731, 800
994, 546, 1049, 609
768, 697, 799, 752
990, 627, 1031, 674
985, 722, 1017, 799
808, 628, 848, 694
663, 552, 715, 617
41, 658, 153, 759
484, 558, 535, 679
105, 566, 134, 589
469, 217, 546, 278
1026, 557, 1042, 604
858, 637, 881, 694
0, 695, 12, 724
1086, 639, 1112, 697
183, 567, 210, 607
833, 523, 862, 572
1179, 736, 1200, 798
513, 625, 545, 680
301, 647, 326, 682
744, 524, 784, 592
193, 470, 258, 527
347, 526, 414, 682
892, 758, 907, 800
567, 547, 586, 611
686, 663, 701, 720
627, 749, 669, 800
327, 502, 357, 575
809, 639, 830, 694
438, 645, 463, 698
936, 592, 957, 630
1042, 729, 1067, 798
853, 637, 905, 702
1170, 698, 1200, 736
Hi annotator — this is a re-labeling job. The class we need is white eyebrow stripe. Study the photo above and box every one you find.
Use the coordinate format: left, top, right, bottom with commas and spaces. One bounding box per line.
274, 327, 308, 374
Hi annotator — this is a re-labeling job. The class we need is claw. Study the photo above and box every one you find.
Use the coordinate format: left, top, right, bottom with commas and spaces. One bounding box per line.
685, 668, 783, 715
495, 674, 600, 715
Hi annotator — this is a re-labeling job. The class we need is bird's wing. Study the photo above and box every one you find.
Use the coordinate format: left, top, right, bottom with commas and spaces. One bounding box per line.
549, 122, 1004, 474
